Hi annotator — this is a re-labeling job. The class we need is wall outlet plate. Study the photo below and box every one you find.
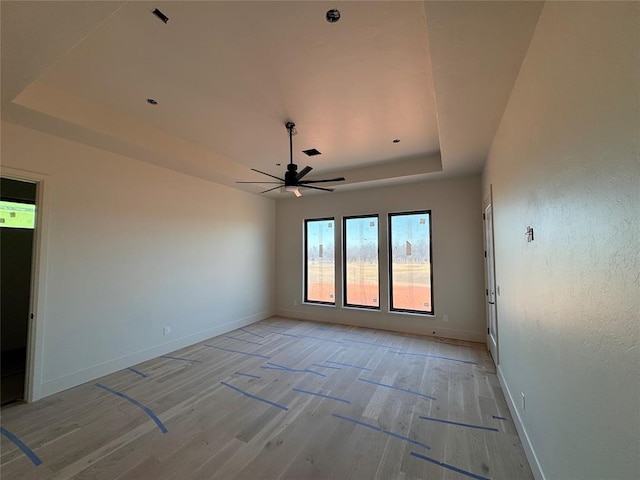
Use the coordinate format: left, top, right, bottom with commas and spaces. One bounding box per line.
163, 326, 171, 335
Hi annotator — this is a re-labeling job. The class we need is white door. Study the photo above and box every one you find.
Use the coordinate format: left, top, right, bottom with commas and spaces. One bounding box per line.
484, 201, 498, 364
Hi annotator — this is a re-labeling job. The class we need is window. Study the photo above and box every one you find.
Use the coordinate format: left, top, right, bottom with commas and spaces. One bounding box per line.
389, 211, 433, 314
343, 215, 379, 309
304, 218, 335, 304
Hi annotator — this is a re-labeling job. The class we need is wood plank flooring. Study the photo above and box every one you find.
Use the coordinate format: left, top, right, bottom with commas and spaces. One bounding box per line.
0, 318, 533, 479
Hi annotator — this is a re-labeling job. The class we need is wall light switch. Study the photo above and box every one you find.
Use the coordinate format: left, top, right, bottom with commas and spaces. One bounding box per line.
163, 326, 171, 335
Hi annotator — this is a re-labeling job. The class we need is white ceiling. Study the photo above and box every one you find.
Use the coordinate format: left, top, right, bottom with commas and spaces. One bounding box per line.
1, 1, 543, 197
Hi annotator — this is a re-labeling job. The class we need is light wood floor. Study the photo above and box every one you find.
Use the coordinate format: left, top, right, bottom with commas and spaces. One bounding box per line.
0, 318, 533, 479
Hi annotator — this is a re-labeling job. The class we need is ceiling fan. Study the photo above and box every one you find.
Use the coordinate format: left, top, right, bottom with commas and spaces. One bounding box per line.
237, 121, 345, 197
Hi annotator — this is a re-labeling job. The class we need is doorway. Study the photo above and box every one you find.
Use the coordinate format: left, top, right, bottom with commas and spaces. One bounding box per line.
483, 188, 499, 365
1, 177, 37, 406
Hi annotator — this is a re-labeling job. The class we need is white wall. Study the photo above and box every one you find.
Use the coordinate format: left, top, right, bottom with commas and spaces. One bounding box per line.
1, 121, 276, 400
482, 2, 639, 479
275, 176, 486, 342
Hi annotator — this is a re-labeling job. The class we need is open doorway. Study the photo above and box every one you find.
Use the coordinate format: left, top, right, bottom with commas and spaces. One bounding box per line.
1, 177, 37, 406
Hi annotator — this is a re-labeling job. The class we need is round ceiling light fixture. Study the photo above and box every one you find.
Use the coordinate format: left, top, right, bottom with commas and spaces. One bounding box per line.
146, 98, 158, 105
393, 139, 400, 143
326, 9, 341, 23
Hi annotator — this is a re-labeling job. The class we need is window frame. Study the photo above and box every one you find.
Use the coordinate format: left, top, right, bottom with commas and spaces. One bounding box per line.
303, 217, 336, 306
388, 210, 434, 315
342, 214, 380, 310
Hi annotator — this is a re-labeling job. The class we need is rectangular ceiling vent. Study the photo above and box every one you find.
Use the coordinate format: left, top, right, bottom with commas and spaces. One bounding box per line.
302, 148, 322, 157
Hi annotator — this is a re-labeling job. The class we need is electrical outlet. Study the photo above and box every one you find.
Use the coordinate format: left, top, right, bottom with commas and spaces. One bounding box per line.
443, 314, 449, 322
521, 392, 526, 411
163, 326, 171, 335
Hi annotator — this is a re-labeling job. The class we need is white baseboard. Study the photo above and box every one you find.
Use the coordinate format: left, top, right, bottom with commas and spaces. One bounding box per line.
38, 311, 270, 399
496, 365, 546, 480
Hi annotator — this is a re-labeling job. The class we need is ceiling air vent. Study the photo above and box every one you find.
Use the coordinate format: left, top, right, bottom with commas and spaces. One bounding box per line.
302, 148, 322, 157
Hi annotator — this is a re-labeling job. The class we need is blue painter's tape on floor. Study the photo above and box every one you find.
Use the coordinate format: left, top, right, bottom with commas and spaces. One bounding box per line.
325, 360, 371, 371
293, 388, 350, 404
205, 344, 271, 359
410, 452, 490, 480
311, 363, 342, 370
332, 414, 430, 450
279, 332, 304, 338
317, 326, 365, 336
358, 378, 436, 401
492, 415, 508, 420
224, 335, 263, 346
419, 415, 499, 432
220, 382, 288, 411
160, 355, 202, 363
343, 338, 405, 350
392, 351, 478, 365
95, 383, 168, 433
235, 372, 261, 379
239, 327, 265, 338
264, 362, 326, 377
127, 367, 148, 378
0, 426, 42, 466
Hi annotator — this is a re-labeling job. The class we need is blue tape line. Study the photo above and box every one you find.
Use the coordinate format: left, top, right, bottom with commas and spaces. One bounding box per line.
0, 426, 42, 466
160, 355, 201, 363
265, 362, 326, 377
220, 382, 288, 411
358, 378, 436, 400
325, 360, 371, 371
95, 383, 168, 433
279, 332, 304, 338
293, 388, 350, 404
224, 335, 263, 346
205, 344, 271, 359
383, 429, 431, 450
419, 415, 499, 432
239, 327, 265, 338
332, 413, 382, 432
263, 324, 290, 329
235, 372, 261, 379
317, 326, 365, 336
409, 452, 490, 480
311, 363, 342, 370
343, 338, 404, 350
127, 367, 148, 378
261, 366, 288, 371
492, 415, 508, 420
298, 335, 344, 345
332, 414, 430, 450
392, 351, 478, 365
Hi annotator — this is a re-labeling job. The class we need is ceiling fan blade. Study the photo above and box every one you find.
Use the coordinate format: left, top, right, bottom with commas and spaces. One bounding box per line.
236, 181, 283, 184
299, 177, 346, 184
296, 166, 313, 181
251, 168, 285, 181
300, 184, 335, 192
260, 185, 284, 194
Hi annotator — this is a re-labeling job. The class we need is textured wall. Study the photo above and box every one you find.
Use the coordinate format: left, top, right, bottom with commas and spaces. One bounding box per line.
1, 121, 276, 399
276, 175, 486, 342
482, 2, 640, 479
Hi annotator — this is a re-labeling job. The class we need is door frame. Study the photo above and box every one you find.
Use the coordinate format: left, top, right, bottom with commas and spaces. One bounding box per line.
483, 186, 499, 365
1, 167, 49, 402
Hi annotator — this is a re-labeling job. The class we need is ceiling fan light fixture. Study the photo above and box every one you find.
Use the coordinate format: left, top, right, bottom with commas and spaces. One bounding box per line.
285, 185, 302, 197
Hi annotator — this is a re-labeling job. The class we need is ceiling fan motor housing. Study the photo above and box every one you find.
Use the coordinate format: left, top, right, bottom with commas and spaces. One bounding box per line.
285, 163, 298, 186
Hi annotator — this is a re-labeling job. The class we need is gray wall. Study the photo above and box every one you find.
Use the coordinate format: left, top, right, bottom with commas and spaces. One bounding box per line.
482, 2, 639, 478
275, 175, 486, 341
